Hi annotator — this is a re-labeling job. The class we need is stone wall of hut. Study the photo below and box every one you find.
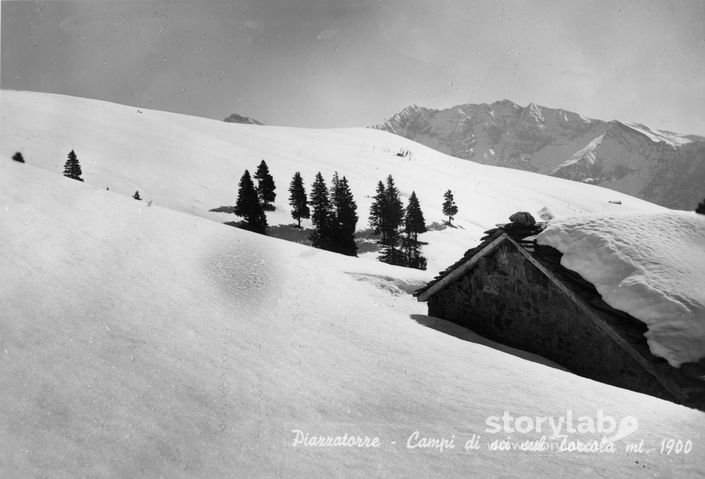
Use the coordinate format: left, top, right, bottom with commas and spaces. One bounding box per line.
426, 240, 677, 401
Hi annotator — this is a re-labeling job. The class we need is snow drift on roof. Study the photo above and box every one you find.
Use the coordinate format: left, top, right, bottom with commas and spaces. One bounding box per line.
537, 211, 705, 368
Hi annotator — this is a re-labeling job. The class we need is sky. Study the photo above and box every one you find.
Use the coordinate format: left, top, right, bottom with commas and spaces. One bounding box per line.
2, 0, 705, 133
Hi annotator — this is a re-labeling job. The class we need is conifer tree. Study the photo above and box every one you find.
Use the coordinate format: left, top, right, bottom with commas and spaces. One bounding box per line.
402, 191, 427, 270
133, 190, 141, 201
382, 175, 404, 246
442, 189, 458, 225
696, 198, 705, 215
288, 172, 310, 228
309, 172, 334, 250
63, 150, 83, 182
234, 170, 268, 234
369, 175, 405, 265
12, 152, 24, 163
330, 172, 358, 256
254, 160, 276, 211
369, 180, 386, 241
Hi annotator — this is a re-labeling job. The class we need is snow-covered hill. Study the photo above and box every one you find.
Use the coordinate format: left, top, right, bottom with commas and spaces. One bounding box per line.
3, 159, 705, 478
0, 90, 664, 275
373, 101, 705, 210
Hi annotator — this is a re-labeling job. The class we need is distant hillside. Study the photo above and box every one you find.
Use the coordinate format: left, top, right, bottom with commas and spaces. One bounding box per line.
373, 101, 705, 210
224, 112, 262, 125
0, 90, 663, 274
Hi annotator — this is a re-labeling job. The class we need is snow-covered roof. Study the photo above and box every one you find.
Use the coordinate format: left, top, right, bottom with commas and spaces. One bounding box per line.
537, 211, 705, 368
417, 211, 705, 374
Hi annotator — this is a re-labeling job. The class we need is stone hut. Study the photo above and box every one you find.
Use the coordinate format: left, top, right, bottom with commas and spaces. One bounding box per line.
414, 213, 705, 410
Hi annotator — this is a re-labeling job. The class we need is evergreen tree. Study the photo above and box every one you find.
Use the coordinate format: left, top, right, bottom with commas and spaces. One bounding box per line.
330, 172, 358, 256
254, 160, 276, 211
288, 172, 310, 228
442, 189, 458, 225
382, 175, 405, 247
402, 191, 427, 270
697, 198, 705, 215
308, 172, 335, 250
63, 150, 83, 182
12, 152, 24, 163
133, 190, 141, 201
369, 175, 405, 265
234, 170, 268, 234
369, 180, 386, 240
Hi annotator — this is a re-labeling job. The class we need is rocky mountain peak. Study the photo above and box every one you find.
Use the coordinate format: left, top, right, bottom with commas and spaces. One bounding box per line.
373, 101, 704, 209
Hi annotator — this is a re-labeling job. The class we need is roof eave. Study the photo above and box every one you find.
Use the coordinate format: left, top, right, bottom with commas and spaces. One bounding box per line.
416, 232, 510, 302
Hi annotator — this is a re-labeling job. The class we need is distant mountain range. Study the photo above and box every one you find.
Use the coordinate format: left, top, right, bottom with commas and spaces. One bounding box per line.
224, 113, 262, 125
372, 101, 705, 209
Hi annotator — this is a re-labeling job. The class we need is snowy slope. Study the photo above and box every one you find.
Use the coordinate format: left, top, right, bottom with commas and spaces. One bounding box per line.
2, 160, 705, 478
373, 101, 705, 210
0, 90, 664, 275
537, 212, 705, 368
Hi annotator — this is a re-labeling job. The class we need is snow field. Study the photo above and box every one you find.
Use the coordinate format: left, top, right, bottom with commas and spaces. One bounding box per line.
1, 159, 704, 478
